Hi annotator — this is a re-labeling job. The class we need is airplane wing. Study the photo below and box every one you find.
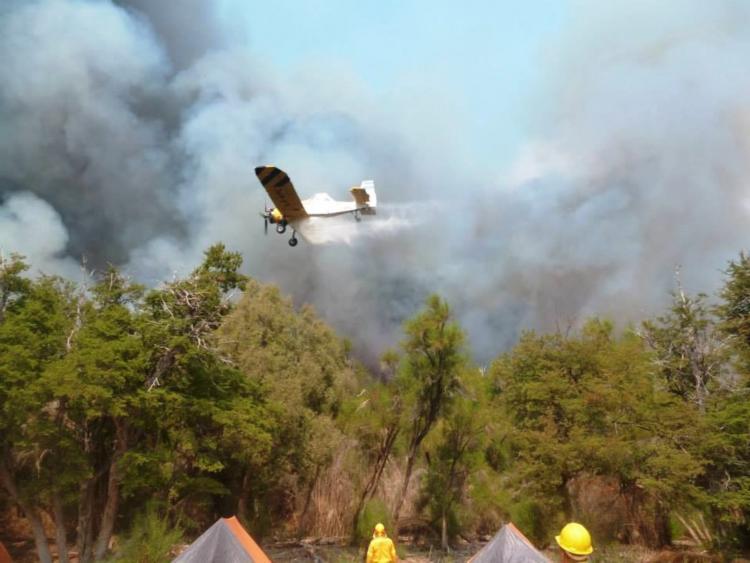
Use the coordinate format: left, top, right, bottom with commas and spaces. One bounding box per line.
255, 166, 309, 219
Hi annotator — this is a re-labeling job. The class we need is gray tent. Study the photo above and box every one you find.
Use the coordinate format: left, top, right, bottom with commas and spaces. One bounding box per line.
172, 517, 271, 563
469, 523, 550, 563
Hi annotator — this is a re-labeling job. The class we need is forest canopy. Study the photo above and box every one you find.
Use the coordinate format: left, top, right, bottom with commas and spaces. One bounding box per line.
1, 246, 750, 561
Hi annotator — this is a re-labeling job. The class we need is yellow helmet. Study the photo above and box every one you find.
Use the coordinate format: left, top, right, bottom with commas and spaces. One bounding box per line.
555, 522, 593, 556
374, 523, 386, 537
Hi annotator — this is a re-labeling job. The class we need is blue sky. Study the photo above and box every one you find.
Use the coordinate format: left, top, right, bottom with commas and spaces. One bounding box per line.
219, 1, 568, 171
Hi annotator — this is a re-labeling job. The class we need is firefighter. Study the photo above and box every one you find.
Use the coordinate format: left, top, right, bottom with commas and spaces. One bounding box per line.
555, 522, 593, 562
366, 523, 398, 563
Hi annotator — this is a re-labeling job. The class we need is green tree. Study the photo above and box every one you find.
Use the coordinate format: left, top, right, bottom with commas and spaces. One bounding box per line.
0, 252, 31, 321
0, 259, 75, 563
718, 252, 750, 363
347, 377, 403, 540
124, 245, 272, 544
42, 267, 148, 562
700, 252, 750, 550
421, 367, 488, 550
641, 288, 730, 412
699, 390, 750, 551
216, 278, 357, 534
392, 295, 466, 528
491, 320, 702, 547
1, 245, 273, 562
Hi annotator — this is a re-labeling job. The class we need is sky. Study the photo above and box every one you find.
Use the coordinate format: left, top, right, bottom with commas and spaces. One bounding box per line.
219, 0, 568, 171
1, 0, 749, 365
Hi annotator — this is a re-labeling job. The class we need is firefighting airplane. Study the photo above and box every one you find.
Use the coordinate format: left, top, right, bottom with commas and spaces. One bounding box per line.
255, 165, 377, 246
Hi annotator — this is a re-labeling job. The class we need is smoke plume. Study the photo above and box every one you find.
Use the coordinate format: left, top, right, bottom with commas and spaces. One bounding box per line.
1, 0, 749, 364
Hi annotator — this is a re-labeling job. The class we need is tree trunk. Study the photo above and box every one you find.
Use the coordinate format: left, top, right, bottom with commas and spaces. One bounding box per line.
237, 469, 252, 524
77, 481, 95, 563
0, 461, 53, 563
25, 506, 52, 563
93, 455, 122, 561
351, 428, 398, 539
53, 492, 70, 563
441, 510, 449, 552
558, 476, 573, 520
621, 483, 670, 548
392, 443, 418, 530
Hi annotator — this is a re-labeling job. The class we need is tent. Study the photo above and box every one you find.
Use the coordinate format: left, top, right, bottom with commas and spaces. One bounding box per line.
172, 516, 271, 563
468, 522, 550, 563
0, 541, 11, 563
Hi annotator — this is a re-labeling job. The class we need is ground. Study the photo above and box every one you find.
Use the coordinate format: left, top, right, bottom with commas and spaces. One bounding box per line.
264, 542, 731, 562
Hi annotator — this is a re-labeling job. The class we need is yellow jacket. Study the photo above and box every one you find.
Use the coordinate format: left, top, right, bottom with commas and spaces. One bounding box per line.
366, 536, 397, 563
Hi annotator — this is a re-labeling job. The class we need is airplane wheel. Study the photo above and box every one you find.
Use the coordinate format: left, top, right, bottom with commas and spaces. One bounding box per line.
276, 223, 286, 234
288, 237, 298, 247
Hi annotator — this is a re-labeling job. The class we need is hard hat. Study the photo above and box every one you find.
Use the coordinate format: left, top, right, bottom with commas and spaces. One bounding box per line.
374, 523, 386, 536
555, 522, 593, 556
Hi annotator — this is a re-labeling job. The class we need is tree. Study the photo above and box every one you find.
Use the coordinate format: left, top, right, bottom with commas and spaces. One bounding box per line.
392, 295, 466, 527
347, 378, 403, 539
0, 260, 75, 563
216, 278, 357, 534
699, 389, 750, 551
699, 252, 750, 550
490, 320, 702, 548
42, 267, 148, 562
1, 245, 274, 562
641, 287, 730, 412
421, 367, 488, 550
718, 252, 750, 362
0, 252, 31, 322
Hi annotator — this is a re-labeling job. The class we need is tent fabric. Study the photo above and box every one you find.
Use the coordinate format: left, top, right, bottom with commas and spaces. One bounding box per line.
0, 541, 12, 563
172, 517, 271, 563
469, 522, 550, 563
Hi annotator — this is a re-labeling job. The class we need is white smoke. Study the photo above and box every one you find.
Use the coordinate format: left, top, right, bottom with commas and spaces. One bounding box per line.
0, 192, 79, 278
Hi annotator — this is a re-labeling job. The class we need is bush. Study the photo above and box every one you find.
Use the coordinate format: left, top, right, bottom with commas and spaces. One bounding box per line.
355, 499, 393, 545
107, 503, 183, 563
508, 500, 556, 548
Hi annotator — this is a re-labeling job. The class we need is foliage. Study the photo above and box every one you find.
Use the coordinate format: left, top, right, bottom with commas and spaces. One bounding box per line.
490, 319, 703, 547
393, 294, 467, 525
641, 289, 730, 411
719, 252, 750, 360
343, 378, 403, 538
3, 246, 750, 558
508, 500, 550, 547
355, 498, 393, 545
216, 278, 358, 534
0, 246, 273, 562
698, 378, 750, 551
106, 503, 183, 563
420, 368, 488, 548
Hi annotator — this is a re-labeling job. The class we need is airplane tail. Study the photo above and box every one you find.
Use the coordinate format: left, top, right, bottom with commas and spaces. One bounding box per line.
350, 180, 376, 215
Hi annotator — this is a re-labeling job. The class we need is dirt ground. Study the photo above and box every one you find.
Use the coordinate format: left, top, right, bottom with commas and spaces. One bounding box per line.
265, 543, 481, 563
265, 542, 746, 563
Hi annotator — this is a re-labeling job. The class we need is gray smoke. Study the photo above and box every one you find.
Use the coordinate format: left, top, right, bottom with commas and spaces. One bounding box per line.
1, 0, 749, 365
116, 0, 229, 69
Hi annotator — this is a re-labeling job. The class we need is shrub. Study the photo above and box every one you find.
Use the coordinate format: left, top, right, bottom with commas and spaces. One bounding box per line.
108, 503, 183, 563
355, 499, 393, 545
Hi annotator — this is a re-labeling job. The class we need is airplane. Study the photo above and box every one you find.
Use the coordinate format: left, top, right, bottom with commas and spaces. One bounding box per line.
255, 165, 376, 246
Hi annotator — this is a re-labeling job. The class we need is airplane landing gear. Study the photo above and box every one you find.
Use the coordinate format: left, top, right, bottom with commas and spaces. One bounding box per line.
354, 210, 361, 222
288, 232, 298, 247
276, 223, 287, 234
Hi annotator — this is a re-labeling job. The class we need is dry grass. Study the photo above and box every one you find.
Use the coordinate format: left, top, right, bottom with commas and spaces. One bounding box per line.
377, 456, 426, 520
300, 440, 358, 538
293, 446, 431, 541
